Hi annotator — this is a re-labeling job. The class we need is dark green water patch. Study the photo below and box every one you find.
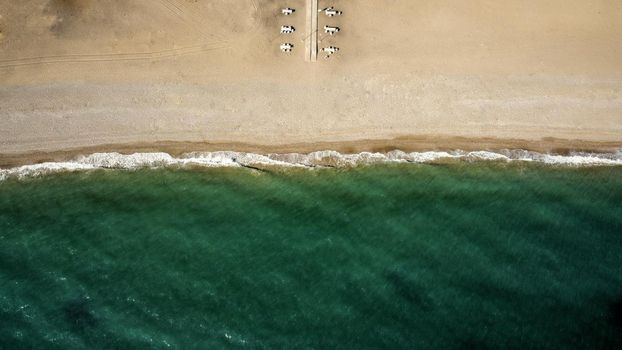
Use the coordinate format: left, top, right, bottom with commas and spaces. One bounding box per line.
1, 164, 621, 349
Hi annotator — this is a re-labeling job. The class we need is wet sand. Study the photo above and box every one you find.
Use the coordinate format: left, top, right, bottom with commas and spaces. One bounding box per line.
2, 136, 621, 169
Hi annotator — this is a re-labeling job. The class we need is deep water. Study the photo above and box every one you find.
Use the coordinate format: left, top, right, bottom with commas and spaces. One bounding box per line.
1, 163, 621, 349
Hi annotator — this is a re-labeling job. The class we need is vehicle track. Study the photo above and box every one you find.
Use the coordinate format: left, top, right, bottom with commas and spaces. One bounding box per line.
0, 43, 227, 69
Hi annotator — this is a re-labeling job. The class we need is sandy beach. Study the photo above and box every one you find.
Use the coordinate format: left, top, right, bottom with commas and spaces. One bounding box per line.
1, 0, 621, 166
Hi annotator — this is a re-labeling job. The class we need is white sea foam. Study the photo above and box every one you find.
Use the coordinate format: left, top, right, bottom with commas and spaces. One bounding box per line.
1, 149, 621, 181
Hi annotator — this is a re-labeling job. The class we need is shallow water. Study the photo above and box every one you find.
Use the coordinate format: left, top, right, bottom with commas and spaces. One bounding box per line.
1, 163, 621, 349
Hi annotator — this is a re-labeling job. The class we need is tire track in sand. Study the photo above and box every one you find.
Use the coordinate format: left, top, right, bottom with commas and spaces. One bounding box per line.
0, 43, 227, 69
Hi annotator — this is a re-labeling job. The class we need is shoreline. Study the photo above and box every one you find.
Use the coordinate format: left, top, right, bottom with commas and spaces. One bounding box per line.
1, 135, 621, 169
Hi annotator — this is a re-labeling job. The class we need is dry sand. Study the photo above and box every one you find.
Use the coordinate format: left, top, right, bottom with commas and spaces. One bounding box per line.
1, 0, 622, 165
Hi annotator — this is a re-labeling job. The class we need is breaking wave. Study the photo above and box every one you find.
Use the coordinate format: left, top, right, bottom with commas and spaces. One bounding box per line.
1, 149, 622, 180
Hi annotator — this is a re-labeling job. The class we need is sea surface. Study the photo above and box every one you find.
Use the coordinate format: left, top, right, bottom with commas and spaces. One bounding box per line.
1, 162, 621, 349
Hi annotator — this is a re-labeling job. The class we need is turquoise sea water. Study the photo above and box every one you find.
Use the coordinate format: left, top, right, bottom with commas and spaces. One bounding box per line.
1, 163, 621, 349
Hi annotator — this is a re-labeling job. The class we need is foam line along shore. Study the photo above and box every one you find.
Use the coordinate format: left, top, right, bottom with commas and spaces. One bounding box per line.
1, 149, 621, 181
